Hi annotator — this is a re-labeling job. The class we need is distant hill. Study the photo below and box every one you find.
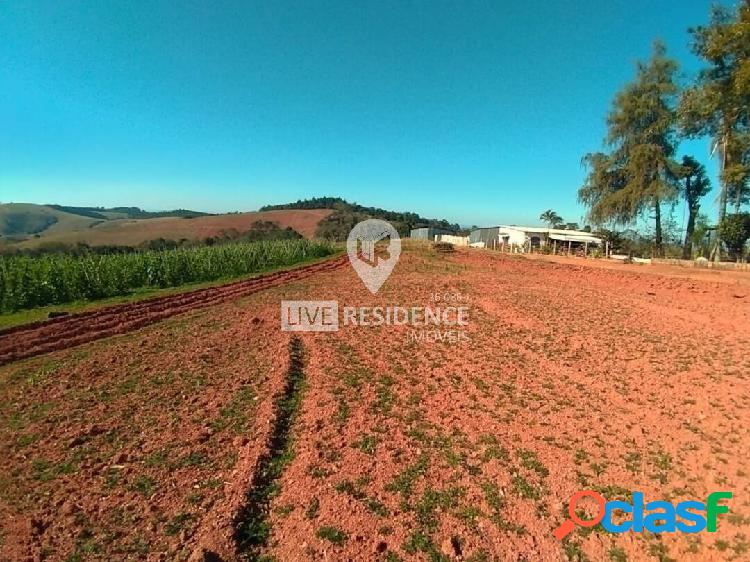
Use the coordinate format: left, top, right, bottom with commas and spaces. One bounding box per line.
1, 198, 457, 248
47, 205, 212, 220
0, 203, 332, 248
0, 203, 101, 238
261, 197, 461, 240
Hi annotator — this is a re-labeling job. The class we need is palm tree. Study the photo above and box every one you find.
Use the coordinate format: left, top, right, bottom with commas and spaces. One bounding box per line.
539, 209, 563, 228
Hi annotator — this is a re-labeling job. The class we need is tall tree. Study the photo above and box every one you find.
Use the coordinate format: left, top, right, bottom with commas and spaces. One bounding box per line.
539, 209, 563, 228
579, 42, 681, 257
718, 212, 750, 261
677, 155, 711, 259
679, 1, 750, 259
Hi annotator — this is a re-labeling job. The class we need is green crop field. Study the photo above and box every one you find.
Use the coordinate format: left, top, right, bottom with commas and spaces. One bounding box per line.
0, 238, 336, 313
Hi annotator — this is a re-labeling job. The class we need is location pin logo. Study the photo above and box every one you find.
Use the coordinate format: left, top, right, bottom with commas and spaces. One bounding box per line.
347, 219, 401, 294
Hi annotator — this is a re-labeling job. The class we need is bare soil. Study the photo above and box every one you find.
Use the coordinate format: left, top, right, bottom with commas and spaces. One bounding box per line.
1, 246, 748, 561
18, 209, 333, 248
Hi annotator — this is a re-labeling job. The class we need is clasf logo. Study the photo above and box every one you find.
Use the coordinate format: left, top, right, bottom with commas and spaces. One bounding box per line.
554, 490, 732, 540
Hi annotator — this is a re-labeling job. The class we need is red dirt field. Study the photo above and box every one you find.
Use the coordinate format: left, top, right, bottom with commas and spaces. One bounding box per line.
18, 209, 333, 248
0, 256, 348, 366
1, 245, 749, 562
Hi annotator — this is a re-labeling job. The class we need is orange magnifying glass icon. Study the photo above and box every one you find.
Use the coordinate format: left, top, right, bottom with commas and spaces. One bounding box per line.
554, 491, 606, 541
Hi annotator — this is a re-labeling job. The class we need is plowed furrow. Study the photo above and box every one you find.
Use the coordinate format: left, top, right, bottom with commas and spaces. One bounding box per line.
0, 255, 347, 365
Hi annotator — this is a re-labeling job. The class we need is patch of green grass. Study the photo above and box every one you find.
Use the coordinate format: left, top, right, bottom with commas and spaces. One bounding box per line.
482, 444, 509, 463
125, 535, 150, 555
373, 375, 397, 415
564, 540, 591, 562
456, 505, 483, 530
7, 411, 23, 431
334, 479, 390, 517
470, 376, 489, 393
608, 546, 628, 562
187, 492, 204, 505
316, 525, 348, 545
517, 448, 549, 477
31, 458, 75, 482
402, 530, 450, 561
145, 449, 170, 467
177, 451, 210, 468
352, 434, 378, 455
727, 512, 746, 526
731, 534, 749, 556
364, 497, 390, 517
651, 451, 672, 471
714, 539, 730, 552
16, 433, 40, 448
590, 461, 608, 477
648, 540, 676, 562
512, 475, 540, 500
308, 464, 330, 479
591, 484, 632, 503
25, 361, 60, 386
212, 386, 256, 433
164, 512, 193, 536
305, 497, 320, 519
575, 449, 589, 463
481, 481, 504, 512
341, 367, 369, 389
332, 392, 350, 425
465, 550, 490, 562
274, 503, 294, 517
414, 487, 463, 532
386, 454, 429, 501
623, 451, 641, 473
130, 475, 156, 497
115, 376, 138, 396
104, 468, 121, 489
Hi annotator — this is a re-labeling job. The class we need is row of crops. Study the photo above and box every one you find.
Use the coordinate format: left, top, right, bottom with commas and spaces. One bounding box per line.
0, 239, 337, 313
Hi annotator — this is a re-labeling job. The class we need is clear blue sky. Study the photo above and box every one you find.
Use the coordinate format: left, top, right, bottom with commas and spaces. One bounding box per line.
0, 0, 726, 227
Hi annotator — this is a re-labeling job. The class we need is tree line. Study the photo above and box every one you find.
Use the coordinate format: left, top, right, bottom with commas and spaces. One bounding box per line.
260, 197, 461, 240
0, 221, 302, 257
579, 2, 749, 260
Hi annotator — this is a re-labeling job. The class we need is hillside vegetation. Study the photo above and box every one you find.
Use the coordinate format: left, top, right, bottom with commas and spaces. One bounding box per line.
261, 197, 461, 240
47, 205, 212, 220
0, 203, 332, 249
0, 203, 97, 238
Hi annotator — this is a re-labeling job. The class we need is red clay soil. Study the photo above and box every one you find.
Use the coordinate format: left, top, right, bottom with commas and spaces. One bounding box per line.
259, 247, 750, 562
21, 209, 333, 248
1, 245, 749, 561
524, 252, 750, 288
0, 255, 347, 366
0, 293, 296, 562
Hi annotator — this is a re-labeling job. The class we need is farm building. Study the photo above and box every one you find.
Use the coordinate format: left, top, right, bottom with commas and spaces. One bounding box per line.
435, 233, 469, 246
409, 227, 455, 240
469, 225, 603, 253
468, 227, 502, 247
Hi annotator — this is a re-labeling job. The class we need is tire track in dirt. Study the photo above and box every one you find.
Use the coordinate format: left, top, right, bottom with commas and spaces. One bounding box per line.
0, 256, 347, 365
